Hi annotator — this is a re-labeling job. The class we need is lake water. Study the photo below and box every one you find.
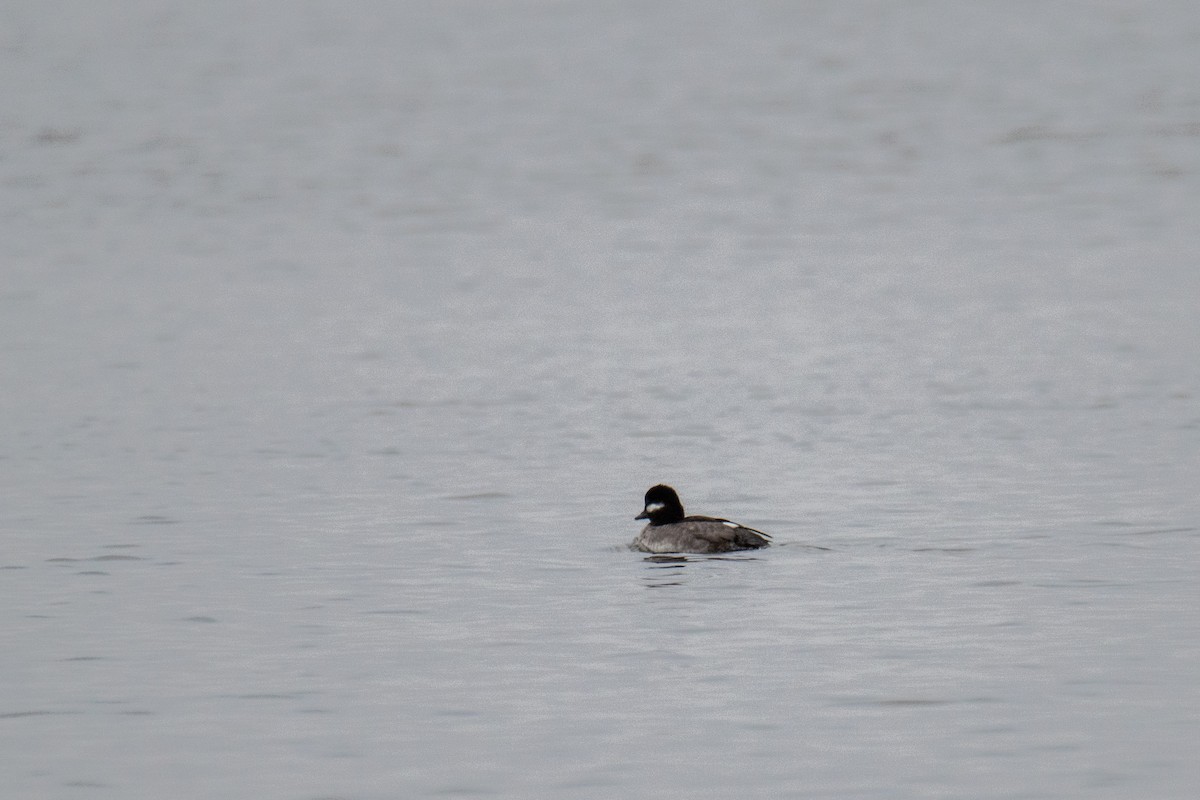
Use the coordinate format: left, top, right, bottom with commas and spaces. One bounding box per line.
3, 1, 1199, 798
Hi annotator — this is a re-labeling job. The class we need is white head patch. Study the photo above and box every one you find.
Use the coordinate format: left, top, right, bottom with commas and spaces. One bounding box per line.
645, 502, 665, 513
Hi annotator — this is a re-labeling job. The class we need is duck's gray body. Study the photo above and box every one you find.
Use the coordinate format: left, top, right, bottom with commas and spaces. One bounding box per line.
633, 517, 771, 554
632, 485, 771, 554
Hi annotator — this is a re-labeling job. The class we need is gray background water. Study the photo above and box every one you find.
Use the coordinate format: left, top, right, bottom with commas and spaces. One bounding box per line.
3, 2, 1199, 798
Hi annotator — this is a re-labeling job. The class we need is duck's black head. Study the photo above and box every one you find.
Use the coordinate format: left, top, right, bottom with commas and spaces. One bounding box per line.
635, 484, 686, 525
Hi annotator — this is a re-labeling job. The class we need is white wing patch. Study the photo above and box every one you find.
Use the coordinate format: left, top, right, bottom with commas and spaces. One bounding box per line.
721, 520, 771, 539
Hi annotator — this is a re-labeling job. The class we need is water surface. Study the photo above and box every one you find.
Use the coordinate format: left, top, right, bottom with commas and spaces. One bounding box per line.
3, 2, 1199, 798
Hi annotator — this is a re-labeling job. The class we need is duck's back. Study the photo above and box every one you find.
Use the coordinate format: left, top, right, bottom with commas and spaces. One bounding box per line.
633, 516, 770, 554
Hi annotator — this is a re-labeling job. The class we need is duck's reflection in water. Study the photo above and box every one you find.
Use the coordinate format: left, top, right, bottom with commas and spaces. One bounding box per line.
640, 553, 766, 588
641, 554, 688, 588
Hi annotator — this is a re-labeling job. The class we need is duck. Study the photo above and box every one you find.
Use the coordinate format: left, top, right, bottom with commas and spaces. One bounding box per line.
632, 484, 771, 554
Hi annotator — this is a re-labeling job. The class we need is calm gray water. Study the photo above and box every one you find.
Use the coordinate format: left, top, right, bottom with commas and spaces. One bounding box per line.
3, 2, 1199, 798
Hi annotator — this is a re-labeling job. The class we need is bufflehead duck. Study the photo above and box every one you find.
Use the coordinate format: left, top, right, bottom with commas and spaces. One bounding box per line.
633, 484, 771, 554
